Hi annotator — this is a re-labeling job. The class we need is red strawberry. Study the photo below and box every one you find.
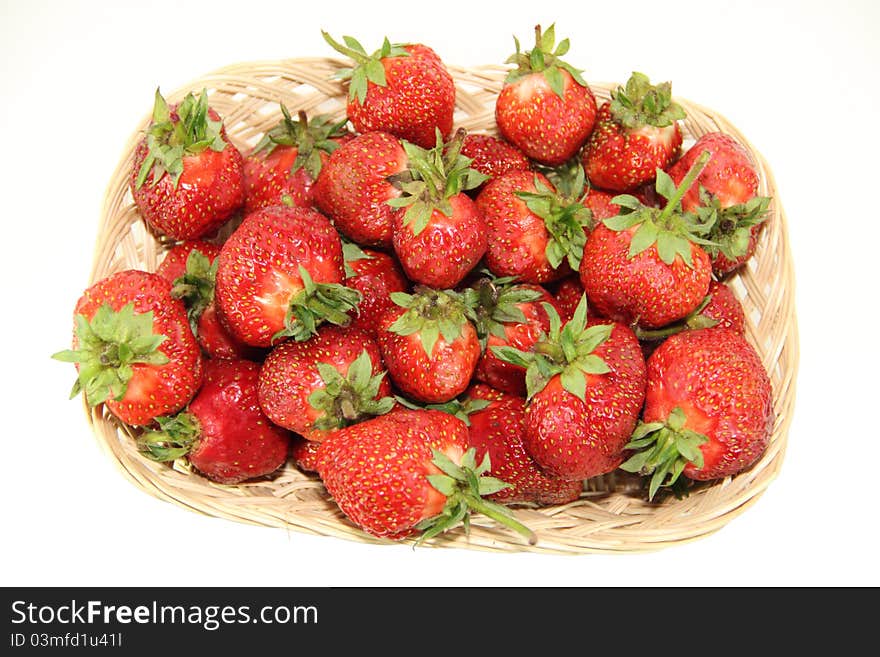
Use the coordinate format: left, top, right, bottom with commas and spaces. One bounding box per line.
155, 241, 258, 360
342, 242, 409, 336
243, 106, 352, 212
583, 187, 620, 220
323, 33, 455, 149
53, 270, 203, 426
214, 205, 359, 348
317, 408, 535, 543
313, 131, 407, 248
388, 131, 488, 288
667, 132, 771, 276
459, 133, 531, 187
495, 24, 597, 166
492, 297, 646, 481
130, 89, 245, 240
580, 153, 715, 329
138, 359, 290, 484
583, 72, 685, 192
291, 435, 322, 474
257, 325, 394, 442
620, 328, 773, 498
550, 275, 586, 322
377, 288, 481, 404
476, 169, 593, 284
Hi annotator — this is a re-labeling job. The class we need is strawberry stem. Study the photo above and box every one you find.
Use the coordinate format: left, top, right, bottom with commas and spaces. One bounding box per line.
657, 150, 711, 223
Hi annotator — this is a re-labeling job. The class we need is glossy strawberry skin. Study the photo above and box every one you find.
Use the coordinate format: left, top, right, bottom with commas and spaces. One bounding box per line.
241, 145, 323, 212
71, 270, 203, 426
550, 276, 586, 323
496, 70, 597, 166
291, 435, 322, 473
377, 306, 481, 404
460, 133, 531, 187
583, 102, 682, 192
583, 187, 620, 221
643, 328, 773, 480
476, 170, 570, 284
130, 108, 245, 241
345, 249, 409, 336
317, 409, 469, 540
186, 359, 290, 485
346, 44, 455, 149
214, 205, 346, 348
314, 131, 407, 248
392, 193, 487, 289
580, 223, 712, 329
524, 320, 646, 481
703, 280, 746, 334
257, 326, 390, 441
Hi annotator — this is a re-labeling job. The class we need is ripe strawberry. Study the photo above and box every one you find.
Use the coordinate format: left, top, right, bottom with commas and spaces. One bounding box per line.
291, 435, 322, 474
138, 359, 290, 484
580, 153, 715, 329
323, 32, 455, 148
476, 168, 593, 284
214, 205, 359, 348
243, 106, 352, 212
377, 288, 481, 404
317, 408, 535, 543
667, 132, 771, 276
620, 328, 773, 498
53, 270, 203, 426
550, 275, 586, 322
459, 133, 531, 188
313, 130, 407, 248
583, 186, 620, 220
155, 241, 257, 360
257, 325, 394, 442
493, 297, 646, 481
495, 24, 597, 166
388, 131, 488, 288
342, 242, 409, 336
583, 72, 685, 192
130, 89, 245, 240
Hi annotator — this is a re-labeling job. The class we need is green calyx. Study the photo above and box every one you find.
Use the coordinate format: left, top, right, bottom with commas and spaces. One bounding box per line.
416, 448, 536, 546
514, 169, 593, 271
604, 150, 717, 268
307, 350, 395, 432
469, 274, 544, 349
271, 266, 362, 343
52, 302, 170, 407
387, 287, 479, 358
135, 88, 227, 190
394, 393, 491, 427
610, 72, 686, 130
694, 189, 772, 263
137, 413, 200, 462
619, 407, 709, 500
504, 23, 588, 99
491, 295, 612, 401
634, 293, 719, 341
386, 129, 488, 236
322, 31, 410, 105
341, 238, 375, 278
171, 249, 217, 335
253, 105, 349, 180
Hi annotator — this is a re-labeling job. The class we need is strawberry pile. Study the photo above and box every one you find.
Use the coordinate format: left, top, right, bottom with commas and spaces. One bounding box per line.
55, 24, 776, 546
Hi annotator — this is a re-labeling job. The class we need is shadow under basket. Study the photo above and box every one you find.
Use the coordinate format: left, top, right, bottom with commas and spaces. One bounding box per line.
86, 58, 799, 555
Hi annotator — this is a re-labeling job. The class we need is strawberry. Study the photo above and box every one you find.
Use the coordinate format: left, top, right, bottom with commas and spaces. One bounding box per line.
495, 24, 597, 166
316, 408, 535, 543
342, 242, 409, 336
214, 205, 360, 348
322, 32, 455, 149
387, 131, 488, 288
620, 328, 773, 498
583, 72, 685, 192
377, 288, 481, 404
313, 130, 407, 248
138, 359, 290, 484
583, 187, 621, 220
257, 325, 394, 442
493, 297, 646, 481
470, 275, 560, 397
155, 241, 258, 360
667, 132, 772, 276
130, 89, 245, 240
580, 152, 715, 329
291, 435, 322, 474
550, 275, 586, 323
476, 168, 592, 284
459, 133, 531, 188
243, 105, 352, 212
53, 270, 203, 427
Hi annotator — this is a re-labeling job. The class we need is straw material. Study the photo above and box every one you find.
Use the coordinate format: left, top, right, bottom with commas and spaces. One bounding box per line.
86, 58, 798, 554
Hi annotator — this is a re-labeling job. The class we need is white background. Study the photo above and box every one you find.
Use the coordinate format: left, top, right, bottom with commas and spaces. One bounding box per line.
2, 0, 877, 587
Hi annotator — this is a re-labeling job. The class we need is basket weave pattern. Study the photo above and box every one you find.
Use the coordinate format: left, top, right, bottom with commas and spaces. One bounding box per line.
87, 59, 798, 554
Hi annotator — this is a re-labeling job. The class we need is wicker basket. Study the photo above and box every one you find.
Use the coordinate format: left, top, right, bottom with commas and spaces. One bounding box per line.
86, 58, 798, 554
